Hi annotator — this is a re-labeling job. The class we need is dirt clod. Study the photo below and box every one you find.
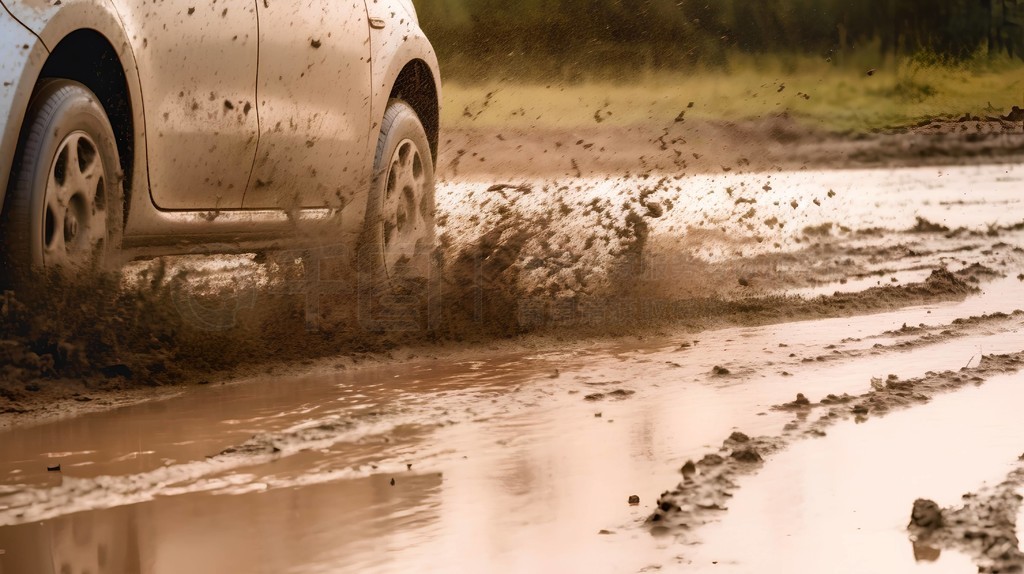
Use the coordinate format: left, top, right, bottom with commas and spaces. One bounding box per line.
908, 462, 1024, 572
727, 431, 750, 444
730, 448, 763, 463
777, 393, 812, 410
698, 454, 725, 467
909, 499, 944, 530
608, 389, 636, 399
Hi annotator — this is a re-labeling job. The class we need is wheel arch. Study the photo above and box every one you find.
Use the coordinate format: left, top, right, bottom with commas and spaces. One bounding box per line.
3, 1, 149, 226
388, 59, 440, 167
40, 29, 134, 217
371, 22, 441, 169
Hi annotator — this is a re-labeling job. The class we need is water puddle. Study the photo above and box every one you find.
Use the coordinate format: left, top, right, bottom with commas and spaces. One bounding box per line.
684, 371, 1024, 573
1, 279, 1023, 572
4, 164, 1024, 572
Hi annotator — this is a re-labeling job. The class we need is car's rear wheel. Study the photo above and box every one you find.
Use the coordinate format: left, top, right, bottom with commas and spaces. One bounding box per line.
360, 98, 436, 291
1, 79, 123, 285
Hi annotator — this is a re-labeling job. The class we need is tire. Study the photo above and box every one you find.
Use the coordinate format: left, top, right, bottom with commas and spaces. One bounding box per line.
359, 98, 436, 291
0, 79, 123, 285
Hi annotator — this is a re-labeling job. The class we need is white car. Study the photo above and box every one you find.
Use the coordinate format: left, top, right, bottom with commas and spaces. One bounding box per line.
0, 0, 440, 285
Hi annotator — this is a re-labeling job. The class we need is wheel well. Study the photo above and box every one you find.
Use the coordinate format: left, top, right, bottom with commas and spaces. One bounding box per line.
389, 60, 439, 166
39, 30, 133, 219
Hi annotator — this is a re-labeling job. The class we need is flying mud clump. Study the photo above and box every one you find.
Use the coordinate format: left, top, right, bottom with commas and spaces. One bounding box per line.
435, 179, 665, 331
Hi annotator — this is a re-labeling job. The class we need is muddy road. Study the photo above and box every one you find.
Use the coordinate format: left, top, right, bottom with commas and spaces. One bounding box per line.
2, 164, 1024, 573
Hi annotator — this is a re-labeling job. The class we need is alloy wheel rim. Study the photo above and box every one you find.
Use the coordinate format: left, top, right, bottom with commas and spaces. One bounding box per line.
41, 131, 108, 269
381, 138, 431, 280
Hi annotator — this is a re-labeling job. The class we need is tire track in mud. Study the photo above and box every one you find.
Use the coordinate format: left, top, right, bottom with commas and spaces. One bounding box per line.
646, 349, 1024, 565
687, 310, 1024, 401
909, 462, 1024, 573
780, 310, 1024, 369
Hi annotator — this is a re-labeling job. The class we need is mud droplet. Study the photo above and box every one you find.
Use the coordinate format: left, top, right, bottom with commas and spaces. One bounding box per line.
628, 495, 641, 506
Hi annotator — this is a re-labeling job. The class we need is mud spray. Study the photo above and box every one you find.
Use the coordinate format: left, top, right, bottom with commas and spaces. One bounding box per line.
1, 169, 1011, 414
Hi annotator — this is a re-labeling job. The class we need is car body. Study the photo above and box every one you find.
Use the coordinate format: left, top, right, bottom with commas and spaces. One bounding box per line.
0, 0, 440, 273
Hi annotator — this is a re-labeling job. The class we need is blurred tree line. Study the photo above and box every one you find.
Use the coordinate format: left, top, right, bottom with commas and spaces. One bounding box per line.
414, 0, 1024, 77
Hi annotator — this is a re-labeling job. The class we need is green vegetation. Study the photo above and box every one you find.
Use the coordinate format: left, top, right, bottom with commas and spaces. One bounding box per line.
442, 54, 1024, 132
418, 1, 1024, 131
416, 0, 1024, 80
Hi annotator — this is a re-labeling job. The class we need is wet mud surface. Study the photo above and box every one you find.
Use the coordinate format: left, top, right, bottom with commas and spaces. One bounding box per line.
439, 117, 1024, 181
2, 164, 1024, 572
5, 163, 1024, 427
649, 350, 1024, 540
909, 460, 1024, 574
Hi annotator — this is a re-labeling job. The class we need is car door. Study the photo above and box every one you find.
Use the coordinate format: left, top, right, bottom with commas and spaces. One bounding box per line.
243, 0, 373, 210
110, 0, 259, 210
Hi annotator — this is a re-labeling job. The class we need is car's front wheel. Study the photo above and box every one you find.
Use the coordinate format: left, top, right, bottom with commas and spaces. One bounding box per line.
1, 79, 123, 284
360, 98, 436, 290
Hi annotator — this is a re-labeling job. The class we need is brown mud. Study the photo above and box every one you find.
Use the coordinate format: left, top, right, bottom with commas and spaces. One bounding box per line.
909, 462, 1024, 573
0, 254, 999, 430
439, 117, 1024, 181
1, 217, 1023, 572
648, 351, 1024, 552
3, 129, 1024, 431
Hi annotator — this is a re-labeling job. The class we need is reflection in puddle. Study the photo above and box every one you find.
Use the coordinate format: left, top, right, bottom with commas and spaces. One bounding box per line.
1, 299, 1021, 572
912, 541, 943, 563
0, 473, 444, 574
3, 163, 1024, 572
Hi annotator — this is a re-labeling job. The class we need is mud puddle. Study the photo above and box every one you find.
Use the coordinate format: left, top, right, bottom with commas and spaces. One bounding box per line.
2, 279, 1024, 572
2, 164, 1024, 572
681, 370, 1024, 573
3, 163, 1024, 427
